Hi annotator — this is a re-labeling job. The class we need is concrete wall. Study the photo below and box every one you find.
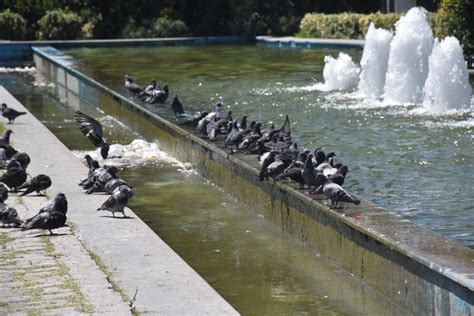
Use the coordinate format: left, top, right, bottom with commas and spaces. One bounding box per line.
33, 46, 474, 315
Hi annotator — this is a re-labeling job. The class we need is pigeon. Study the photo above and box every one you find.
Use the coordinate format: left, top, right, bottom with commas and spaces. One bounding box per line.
1, 103, 27, 124
0, 160, 27, 191
0, 183, 8, 202
104, 178, 131, 194
225, 121, 243, 153
84, 154, 100, 177
328, 165, 348, 186
0, 129, 13, 146
0, 148, 8, 169
0, 144, 18, 159
9, 152, 30, 170
301, 154, 325, 194
258, 151, 277, 181
0, 205, 22, 227
319, 175, 360, 208
85, 166, 118, 194
17, 174, 52, 196
171, 95, 185, 117
124, 75, 143, 96
146, 85, 169, 104
22, 193, 68, 235
74, 110, 110, 159
97, 185, 133, 217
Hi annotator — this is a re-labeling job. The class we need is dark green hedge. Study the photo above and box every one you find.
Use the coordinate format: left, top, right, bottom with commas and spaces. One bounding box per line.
0, 9, 26, 40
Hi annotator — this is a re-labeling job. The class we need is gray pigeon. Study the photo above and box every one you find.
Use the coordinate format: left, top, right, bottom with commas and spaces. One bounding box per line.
105, 178, 131, 194
0, 205, 22, 227
97, 185, 133, 217
1, 103, 26, 124
320, 175, 360, 208
22, 193, 68, 235
0, 129, 12, 146
301, 154, 325, 194
17, 174, 52, 196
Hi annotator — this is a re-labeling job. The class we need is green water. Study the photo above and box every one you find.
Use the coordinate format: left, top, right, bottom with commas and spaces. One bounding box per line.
64, 44, 474, 248
0, 72, 408, 315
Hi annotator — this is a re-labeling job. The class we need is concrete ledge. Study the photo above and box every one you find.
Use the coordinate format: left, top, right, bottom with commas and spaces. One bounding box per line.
256, 35, 364, 49
33, 46, 474, 315
0, 86, 238, 315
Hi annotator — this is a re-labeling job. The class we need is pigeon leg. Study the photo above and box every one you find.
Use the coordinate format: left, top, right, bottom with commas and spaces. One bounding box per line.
49, 229, 55, 235
112, 213, 115, 218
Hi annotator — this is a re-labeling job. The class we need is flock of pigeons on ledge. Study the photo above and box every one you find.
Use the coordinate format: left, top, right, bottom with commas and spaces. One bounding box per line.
123, 75, 361, 209
0, 103, 133, 234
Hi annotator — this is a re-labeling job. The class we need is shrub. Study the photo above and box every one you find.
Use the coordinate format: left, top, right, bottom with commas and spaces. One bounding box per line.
435, 0, 474, 56
299, 12, 406, 39
37, 9, 83, 40
153, 17, 190, 37
0, 9, 26, 40
299, 12, 362, 39
122, 18, 153, 38
358, 12, 402, 35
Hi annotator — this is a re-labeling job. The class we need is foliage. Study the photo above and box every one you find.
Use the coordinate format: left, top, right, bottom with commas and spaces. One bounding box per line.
434, 0, 474, 55
153, 17, 190, 37
358, 12, 402, 35
37, 9, 83, 40
0, 9, 26, 40
299, 13, 362, 39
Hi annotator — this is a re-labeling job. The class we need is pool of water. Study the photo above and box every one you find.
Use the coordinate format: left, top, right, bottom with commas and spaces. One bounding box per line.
64, 44, 474, 248
0, 71, 408, 315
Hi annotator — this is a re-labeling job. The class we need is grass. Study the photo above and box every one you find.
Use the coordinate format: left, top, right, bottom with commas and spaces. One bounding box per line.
0, 232, 14, 245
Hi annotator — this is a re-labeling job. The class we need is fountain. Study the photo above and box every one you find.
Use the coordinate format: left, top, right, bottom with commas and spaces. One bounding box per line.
357, 23, 393, 98
422, 36, 472, 112
321, 6, 472, 112
322, 52, 360, 91
383, 7, 433, 104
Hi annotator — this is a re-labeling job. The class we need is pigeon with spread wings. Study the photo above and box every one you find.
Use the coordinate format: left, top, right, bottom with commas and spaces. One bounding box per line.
74, 110, 110, 159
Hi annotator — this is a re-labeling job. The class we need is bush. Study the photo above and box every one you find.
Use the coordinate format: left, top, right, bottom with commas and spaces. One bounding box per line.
0, 9, 26, 40
153, 17, 190, 37
435, 0, 474, 56
122, 18, 153, 38
358, 12, 402, 35
37, 9, 83, 40
299, 12, 362, 39
299, 12, 407, 39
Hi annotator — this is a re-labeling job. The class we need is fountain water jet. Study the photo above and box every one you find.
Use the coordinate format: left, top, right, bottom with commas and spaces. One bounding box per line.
357, 23, 393, 98
383, 7, 433, 104
422, 36, 472, 113
322, 52, 360, 91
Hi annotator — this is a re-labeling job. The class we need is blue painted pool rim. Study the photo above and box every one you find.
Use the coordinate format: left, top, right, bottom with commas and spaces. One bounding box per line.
30, 44, 474, 315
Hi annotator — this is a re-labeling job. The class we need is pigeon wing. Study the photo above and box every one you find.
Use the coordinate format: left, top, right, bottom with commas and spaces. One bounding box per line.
74, 111, 104, 147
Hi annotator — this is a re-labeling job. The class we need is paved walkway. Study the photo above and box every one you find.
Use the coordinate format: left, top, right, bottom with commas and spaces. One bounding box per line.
0, 85, 238, 315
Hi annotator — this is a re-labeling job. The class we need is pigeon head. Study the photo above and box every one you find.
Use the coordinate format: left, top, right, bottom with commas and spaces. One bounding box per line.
1, 103, 7, 111
338, 165, 349, 177
163, 85, 169, 93
305, 153, 314, 166
315, 151, 326, 165
0, 184, 8, 202
4, 130, 12, 135
6, 159, 22, 170
5, 207, 22, 226
54, 193, 68, 214
107, 166, 119, 175
326, 152, 336, 159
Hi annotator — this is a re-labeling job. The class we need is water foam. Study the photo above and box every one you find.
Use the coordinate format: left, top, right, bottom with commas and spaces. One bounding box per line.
73, 139, 193, 172
0, 66, 36, 74
422, 37, 472, 113
383, 7, 433, 104
321, 52, 360, 91
358, 23, 393, 98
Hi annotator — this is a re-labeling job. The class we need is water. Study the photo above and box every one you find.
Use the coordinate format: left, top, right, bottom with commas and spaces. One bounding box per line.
62, 44, 474, 248
322, 52, 360, 91
383, 7, 434, 104
0, 72, 407, 314
422, 36, 472, 112
357, 23, 393, 98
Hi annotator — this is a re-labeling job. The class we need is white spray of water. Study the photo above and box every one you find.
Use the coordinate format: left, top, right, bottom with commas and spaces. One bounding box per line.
422, 37, 472, 113
383, 7, 434, 104
0, 66, 36, 73
357, 23, 393, 98
322, 52, 360, 91
74, 139, 193, 172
